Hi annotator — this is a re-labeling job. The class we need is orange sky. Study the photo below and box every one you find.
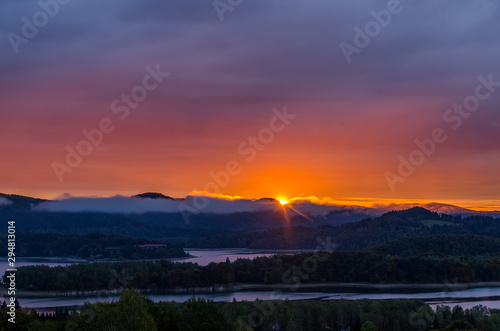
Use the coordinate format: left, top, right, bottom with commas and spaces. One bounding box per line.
1, 2, 499, 210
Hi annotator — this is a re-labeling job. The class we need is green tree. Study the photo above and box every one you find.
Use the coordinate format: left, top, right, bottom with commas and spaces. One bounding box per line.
76, 301, 120, 331
116, 289, 157, 331
361, 320, 378, 331
180, 297, 232, 331
443, 320, 476, 330
0, 308, 38, 330
452, 305, 466, 321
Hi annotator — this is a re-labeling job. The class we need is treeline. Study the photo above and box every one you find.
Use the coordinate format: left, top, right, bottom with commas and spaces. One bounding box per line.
7, 235, 500, 291
8, 260, 234, 291
0, 232, 189, 260
232, 252, 500, 284
168, 208, 500, 250
371, 234, 500, 259
3, 290, 500, 330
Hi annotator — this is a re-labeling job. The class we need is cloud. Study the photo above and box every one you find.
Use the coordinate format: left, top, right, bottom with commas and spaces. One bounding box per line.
28, 193, 500, 216
31, 193, 375, 216
287, 200, 374, 217
33, 194, 277, 214
185, 193, 276, 214
0, 197, 12, 206
33, 195, 179, 213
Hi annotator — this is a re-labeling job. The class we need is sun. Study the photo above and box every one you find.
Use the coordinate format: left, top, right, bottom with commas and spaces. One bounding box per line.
279, 199, 289, 205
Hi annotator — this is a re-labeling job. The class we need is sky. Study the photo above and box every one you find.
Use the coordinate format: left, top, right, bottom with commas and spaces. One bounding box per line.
0, 0, 499, 209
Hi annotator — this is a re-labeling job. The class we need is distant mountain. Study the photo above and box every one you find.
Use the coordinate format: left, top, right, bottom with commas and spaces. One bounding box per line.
387, 202, 484, 215
1, 193, 499, 248
424, 202, 500, 215
1, 192, 497, 217
0, 193, 46, 210
256, 197, 279, 203
133, 192, 175, 200
0, 193, 373, 237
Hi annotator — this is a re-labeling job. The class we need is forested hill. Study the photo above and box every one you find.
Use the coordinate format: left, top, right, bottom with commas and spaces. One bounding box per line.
370, 234, 500, 259
0, 193, 46, 209
3, 197, 500, 250
0, 192, 370, 237
0, 233, 189, 260
169, 207, 500, 250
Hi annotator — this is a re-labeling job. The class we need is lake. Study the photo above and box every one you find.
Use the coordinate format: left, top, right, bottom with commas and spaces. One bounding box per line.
178, 248, 315, 265
4, 286, 500, 311
0, 248, 309, 276
0, 248, 311, 276
2, 249, 500, 310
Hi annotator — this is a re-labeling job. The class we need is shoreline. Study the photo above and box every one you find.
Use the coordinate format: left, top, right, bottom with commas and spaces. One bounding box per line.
0, 254, 193, 264
236, 281, 500, 291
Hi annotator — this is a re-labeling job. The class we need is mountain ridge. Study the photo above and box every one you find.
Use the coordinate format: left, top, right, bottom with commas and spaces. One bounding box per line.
1, 192, 498, 216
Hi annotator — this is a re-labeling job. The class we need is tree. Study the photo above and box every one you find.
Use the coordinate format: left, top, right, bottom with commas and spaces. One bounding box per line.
452, 305, 466, 321
180, 297, 232, 331
116, 289, 157, 331
435, 304, 452, 328
361, 320, 378, 331
443, 320, 475, 331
